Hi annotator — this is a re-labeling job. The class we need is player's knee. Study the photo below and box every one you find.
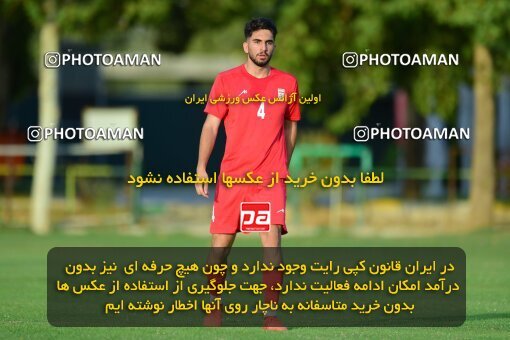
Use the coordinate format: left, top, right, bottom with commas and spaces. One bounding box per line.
260, 225, 282, 248
211, 233, 235, 246
210, 234, 235, 260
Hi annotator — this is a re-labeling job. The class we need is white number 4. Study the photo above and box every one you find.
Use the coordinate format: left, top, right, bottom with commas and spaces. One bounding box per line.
257, 102, 265, 119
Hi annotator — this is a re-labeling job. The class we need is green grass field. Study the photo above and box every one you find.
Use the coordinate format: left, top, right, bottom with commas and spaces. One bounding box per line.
0, 227, 509, 339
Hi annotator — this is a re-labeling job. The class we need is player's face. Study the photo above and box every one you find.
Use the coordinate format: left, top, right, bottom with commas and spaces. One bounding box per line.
243, 29, 275, 67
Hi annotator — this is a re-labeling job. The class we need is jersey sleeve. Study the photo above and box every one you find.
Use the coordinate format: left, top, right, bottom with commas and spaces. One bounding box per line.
204, 74, 228, 120
285, 79, 301, 121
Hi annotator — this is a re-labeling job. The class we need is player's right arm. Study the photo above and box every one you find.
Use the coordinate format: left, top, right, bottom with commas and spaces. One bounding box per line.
195, 114, 221, 198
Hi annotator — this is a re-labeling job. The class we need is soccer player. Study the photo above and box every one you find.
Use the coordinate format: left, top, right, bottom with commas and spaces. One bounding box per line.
195, 17, 300, 331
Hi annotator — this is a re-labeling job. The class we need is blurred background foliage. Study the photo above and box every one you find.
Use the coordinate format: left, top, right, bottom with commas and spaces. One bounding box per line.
2, 0, 510, 133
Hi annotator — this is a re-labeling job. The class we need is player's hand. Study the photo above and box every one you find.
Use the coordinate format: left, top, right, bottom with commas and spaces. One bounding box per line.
195, 168, 209, 198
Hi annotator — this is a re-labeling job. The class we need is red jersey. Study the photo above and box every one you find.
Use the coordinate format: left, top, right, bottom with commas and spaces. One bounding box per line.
205, 65, 300, 180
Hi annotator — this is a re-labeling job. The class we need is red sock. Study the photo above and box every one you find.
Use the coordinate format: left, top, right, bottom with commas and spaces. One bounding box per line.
263, 270, 283, 305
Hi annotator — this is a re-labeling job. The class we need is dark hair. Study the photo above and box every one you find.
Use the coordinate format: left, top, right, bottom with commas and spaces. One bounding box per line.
244, 17, 277, 39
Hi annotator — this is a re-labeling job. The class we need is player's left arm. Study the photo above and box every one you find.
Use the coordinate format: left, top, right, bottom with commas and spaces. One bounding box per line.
284, 119, 298, 168
285, 78, 300, 167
